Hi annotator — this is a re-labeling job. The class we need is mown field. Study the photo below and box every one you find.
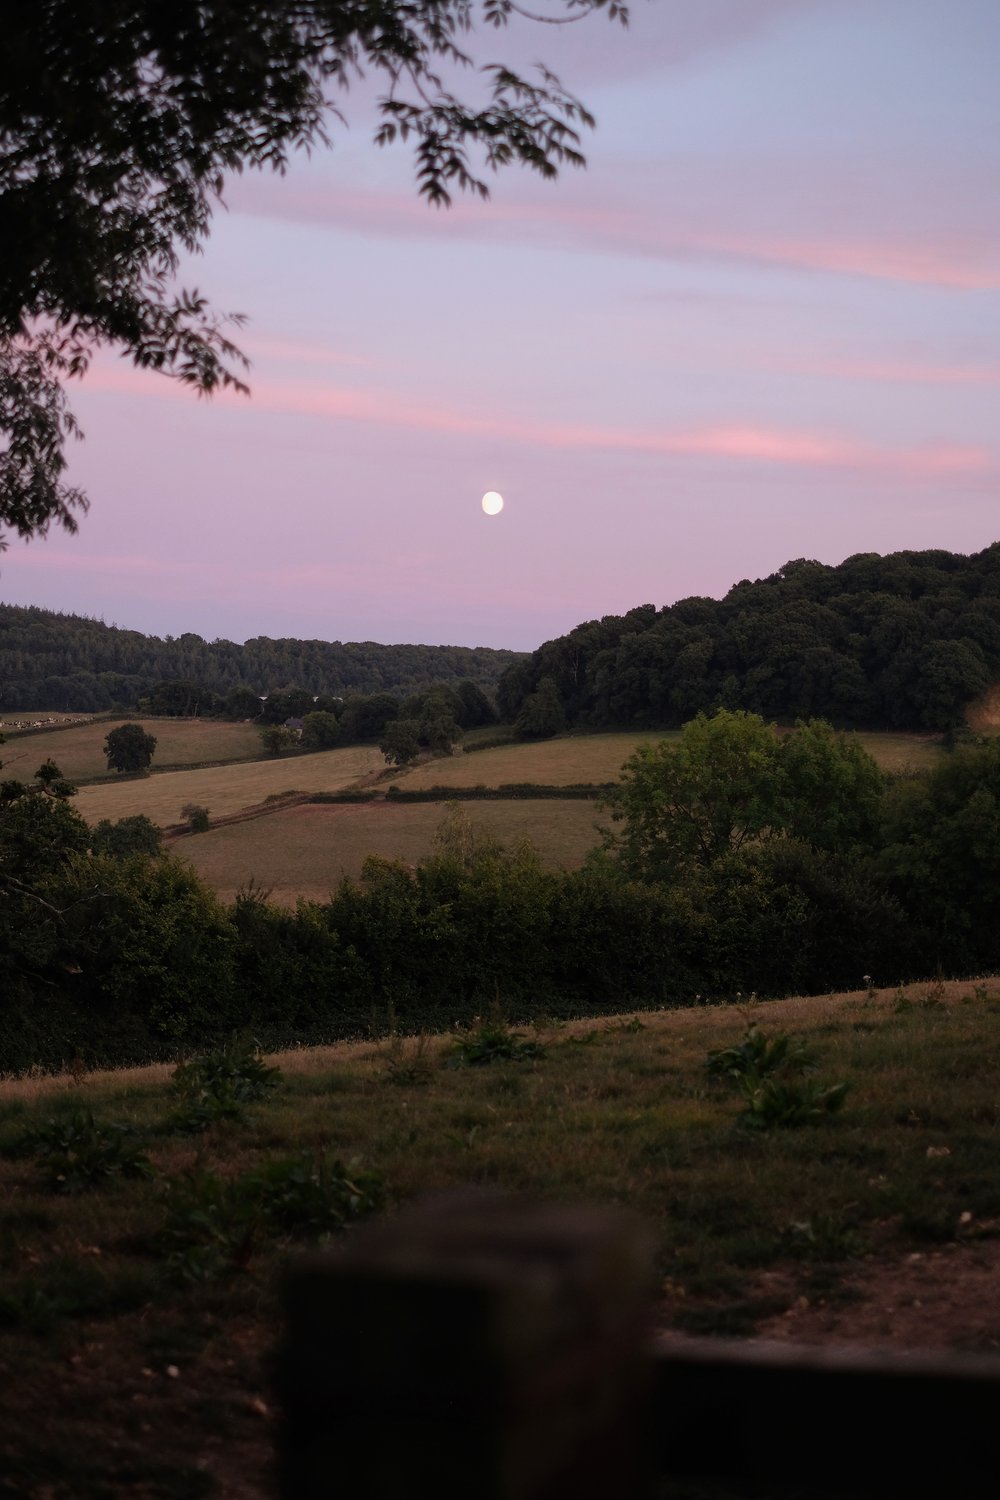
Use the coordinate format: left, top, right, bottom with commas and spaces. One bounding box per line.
74, 745, 384, 828
2, 980, 998, 1497
397, 729, 942, 791
2, 717, 264, 782
179, 798, 603, 903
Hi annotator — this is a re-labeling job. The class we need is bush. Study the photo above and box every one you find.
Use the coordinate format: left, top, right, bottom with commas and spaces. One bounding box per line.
181, 803, 211, 833
159, 1152, 385, 1282
170, 1037, 281, 1133
706, 1025, 848, 1131
445, 1017, 545, 1068
20, 1110, 155, 1194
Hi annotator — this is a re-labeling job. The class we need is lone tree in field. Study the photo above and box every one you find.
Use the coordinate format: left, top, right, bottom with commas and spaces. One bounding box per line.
0, 0, 625, 547
104, 723, 157, 774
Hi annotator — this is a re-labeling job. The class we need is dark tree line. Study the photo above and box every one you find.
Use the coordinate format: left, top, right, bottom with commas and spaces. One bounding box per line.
498, 547, 1000, 734
0, 604, 522, 712
5, 721, 1000, 1074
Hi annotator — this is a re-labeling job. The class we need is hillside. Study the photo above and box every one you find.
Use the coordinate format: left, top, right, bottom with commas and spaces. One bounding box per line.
2, 981, 999, 1496
0, 604, 524, 712
499, 545, 1000, 734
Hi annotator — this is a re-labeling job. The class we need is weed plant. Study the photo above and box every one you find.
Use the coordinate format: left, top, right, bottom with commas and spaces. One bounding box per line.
445, 1016, 545, 1068
18, 1109, 154, 1193
706, 1025, 848, 1130
170, 1037, 281, 1133
160, 1150, 384, 1283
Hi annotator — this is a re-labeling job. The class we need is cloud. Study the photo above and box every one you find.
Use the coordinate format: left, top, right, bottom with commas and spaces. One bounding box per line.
81, 361, 994, 480
227, 174, 1000, 292
815, 358, 1000, 386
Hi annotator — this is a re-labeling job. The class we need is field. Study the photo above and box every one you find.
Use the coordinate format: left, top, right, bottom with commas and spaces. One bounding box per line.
397, 729, 941, 791
179, 798, 604, 902
398, 732, 680, 789
2, 979, 999, 1497
74, 745, 384, 827
1, 717, 264, 782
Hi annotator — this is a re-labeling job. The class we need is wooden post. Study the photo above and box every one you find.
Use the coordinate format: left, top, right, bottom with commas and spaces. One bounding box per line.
277, 1192, 655, 1500
650, 1335, 1000, 1497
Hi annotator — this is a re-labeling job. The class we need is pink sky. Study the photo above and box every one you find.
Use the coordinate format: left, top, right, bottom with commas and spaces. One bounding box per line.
3, 0, 999, 652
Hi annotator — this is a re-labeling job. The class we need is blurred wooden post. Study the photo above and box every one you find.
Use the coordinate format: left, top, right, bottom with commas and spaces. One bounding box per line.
277, 1193, 655, 1500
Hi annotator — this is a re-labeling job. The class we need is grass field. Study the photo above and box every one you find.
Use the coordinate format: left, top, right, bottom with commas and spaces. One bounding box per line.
397, 729, 942, 791
75, 744, 384, 827
2, 979, 998, 1496
0, 716, 264, 782
179, 797, 603, 902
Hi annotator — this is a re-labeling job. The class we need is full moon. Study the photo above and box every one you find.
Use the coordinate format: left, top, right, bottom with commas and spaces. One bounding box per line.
481, 491, 504, 516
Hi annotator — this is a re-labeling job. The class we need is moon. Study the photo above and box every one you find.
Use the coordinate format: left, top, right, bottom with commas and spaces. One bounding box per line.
481, 490, 504, 516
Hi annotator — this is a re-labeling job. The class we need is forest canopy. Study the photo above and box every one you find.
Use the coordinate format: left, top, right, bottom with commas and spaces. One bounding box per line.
497, 546, 1000, 734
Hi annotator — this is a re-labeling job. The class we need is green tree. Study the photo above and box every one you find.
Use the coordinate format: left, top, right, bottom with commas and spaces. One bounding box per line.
1, 0, 622, 545
260, 724, 298, 756
777, 719, 884, 854
602, 711, 782, 880
103, 722, 157, 773
91, 814, 163, 858
515, 676, 566, 740
301, 710, 341, 750
379, 718, 422, 767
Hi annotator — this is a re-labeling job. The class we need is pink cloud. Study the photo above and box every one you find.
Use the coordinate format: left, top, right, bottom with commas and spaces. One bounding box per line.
81, 361, 995, 480
816, 358, 1000, 386
226, 177, 1000, 292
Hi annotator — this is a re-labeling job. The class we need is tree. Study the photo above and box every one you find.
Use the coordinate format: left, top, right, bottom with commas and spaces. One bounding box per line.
104, 722, 157, 773
260, 724, 298, 756
91, 813, 163, 858
515, 676, 566, 740
603, 711, 783, 881
301, 710, 341, 750
602, 711, 888, 884
0, 0, 624, 546
379, 718, 422, 767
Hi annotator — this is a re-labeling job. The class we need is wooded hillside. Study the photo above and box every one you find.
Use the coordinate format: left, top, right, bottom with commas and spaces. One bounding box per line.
0, 606, 523, 711
498, 546, 1000, 733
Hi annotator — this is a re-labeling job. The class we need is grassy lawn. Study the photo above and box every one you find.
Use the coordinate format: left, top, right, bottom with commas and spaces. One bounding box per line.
75, 745, 384, 828
1, 717, 265, 782
179, 798, 604, 902
1, 979, 998, 1496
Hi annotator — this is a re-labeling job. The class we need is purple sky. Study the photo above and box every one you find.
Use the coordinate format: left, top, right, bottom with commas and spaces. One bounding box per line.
4, 0, 999, 652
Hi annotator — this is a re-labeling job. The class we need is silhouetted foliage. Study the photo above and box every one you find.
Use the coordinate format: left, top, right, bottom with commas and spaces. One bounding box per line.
0, 0, 623, 544
497, 547, 1000, 733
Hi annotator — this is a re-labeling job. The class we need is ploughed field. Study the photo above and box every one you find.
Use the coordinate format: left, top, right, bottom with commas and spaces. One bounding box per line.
1, 980, 998, 1498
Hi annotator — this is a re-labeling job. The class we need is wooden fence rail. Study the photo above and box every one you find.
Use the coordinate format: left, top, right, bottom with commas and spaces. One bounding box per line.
277, 1194, 1000, 1499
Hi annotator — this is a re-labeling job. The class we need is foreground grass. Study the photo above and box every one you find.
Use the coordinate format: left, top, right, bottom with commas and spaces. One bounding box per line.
2, 979, 999, 1496
179, 797, 602, 902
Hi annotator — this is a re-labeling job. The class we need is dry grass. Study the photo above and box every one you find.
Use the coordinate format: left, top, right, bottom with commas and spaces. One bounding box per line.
398, 728, 941, 792
0, 717, 264, 782
396, 732, 681, 789
75, 744, 384, 827
179, 797, 603, 902
854, 731, 943, 772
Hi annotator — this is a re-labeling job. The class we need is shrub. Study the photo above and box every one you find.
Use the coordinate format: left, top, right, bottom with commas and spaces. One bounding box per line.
445, 1017, 545, 1068
21, 1109, 154, 1194
706, 1025, 848, 1131
170, 1037, 280, 1133
159, 1151, 384, 1282
181, 803, 211, 833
